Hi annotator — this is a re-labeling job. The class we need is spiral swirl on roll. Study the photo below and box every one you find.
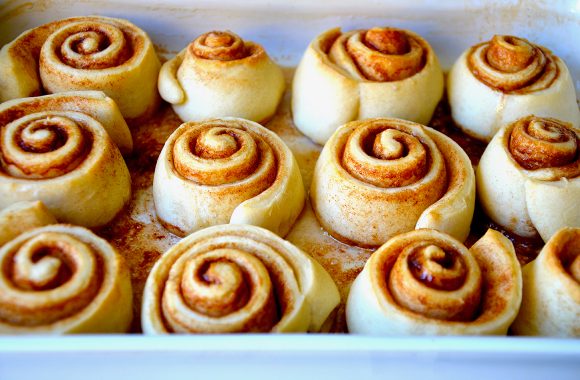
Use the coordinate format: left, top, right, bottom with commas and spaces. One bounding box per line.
346, 229, 522, 335
54, 22, 131, 70
153, 118, 305, 238
141, 224, 340, 334
292, 27, 444, 144
477, 116, 580, 241
172, 124, 275, 187
1, 113, 90, 179
158, 30, 285, 123
508, 116, 580, 178
0, 92, 132, 227
469, 35, 556, 93
0, 16, 160, 122
0, 225, 132, 334
330, 27, 426, 82
190, 31, 249, 61
311, 118, 475, 247
512, 227, 580, 337
448, 35, 580, 141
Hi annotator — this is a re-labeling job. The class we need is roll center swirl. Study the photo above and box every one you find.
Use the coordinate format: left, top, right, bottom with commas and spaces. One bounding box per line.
1, 112, 90, 179
191, 31, 248, 61
365, 28, 410, 55
386, 237, 482, 322
57, 22, 130, 69
339, 27, 425, 81
342, 125, 429, 188
509, 116, 579, 171
162, 246, 280, 333
487, 35, 535, 72
194, 129, 239, 159
11, 233, 93, 291
173, 125, 267, 186
0, 232, 101, 326
469, 34, 552, 92
181, 249, 260, 318
408, 245, 467, 291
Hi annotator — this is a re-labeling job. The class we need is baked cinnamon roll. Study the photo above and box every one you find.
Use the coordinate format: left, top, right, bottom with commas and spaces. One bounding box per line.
346, 229, 522, 335
292, 27, 444, 144
0, 92, 132, 227
0, 201, 57, 247
448, 35, 580, 141
0, 16, 161, 123
0, 225, 133, 334
158, 30, 285, 123
311, 118, 475, 247
511, 227, 579, 337
153, 117, 305, 237
477, 116, 580, 242
141, 224, 339, 333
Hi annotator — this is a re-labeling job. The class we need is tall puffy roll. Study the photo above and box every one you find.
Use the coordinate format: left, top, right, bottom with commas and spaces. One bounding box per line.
158, 30, 285, 123
0, 16, 161, 123
292, 27, 444, 144
153, 117, 305, 237
142, 224, 340, 333
477, 115, 580, 242
0, 201, 57, 247
448, 35, 580, 141
346, 229, 522, 335
0, 225, 133, 334
511, 227, 579, 337
0, 92, 132, 227
311, 118, 475, 247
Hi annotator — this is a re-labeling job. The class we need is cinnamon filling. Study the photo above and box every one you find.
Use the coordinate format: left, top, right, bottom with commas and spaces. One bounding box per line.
509, 116, 579, 173
341, 27, 425, 81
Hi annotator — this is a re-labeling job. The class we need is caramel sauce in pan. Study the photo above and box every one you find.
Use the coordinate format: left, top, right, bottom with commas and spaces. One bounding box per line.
94, 68, 543, 333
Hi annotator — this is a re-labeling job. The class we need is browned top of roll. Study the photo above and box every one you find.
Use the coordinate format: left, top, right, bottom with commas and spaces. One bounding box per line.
331, 27, 427, 82
468, 35, 559, 93
189, 31, 253, 61
507, 116, 580, 179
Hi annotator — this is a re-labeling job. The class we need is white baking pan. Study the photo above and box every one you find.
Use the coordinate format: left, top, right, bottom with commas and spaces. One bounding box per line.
0, 1, 579, 379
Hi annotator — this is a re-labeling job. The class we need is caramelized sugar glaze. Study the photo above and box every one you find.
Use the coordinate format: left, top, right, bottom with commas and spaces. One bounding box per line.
96, 68, 544, 332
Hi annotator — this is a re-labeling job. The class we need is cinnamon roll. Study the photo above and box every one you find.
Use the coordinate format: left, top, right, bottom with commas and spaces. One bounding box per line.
0, 93, 132, 227
511, 227, 579, 337
292, 27, 444, 144
0, 16, 161, 123
448, 35, 580, 141
477, 116, 580, 242
158, 30, 285, 123
346, 229, 522, 335
153, 117, 305, 237
141, 224, 339, 333
311, 118, 475, 247
0, 225, 133, 334
0, 201, 57, 247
